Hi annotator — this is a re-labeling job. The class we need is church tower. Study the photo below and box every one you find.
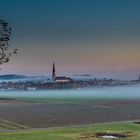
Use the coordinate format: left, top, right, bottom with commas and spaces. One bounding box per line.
52, 62, 56, 81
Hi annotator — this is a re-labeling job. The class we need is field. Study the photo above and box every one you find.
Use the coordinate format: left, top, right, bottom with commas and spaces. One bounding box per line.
0, 98, 139, 128
0, 123, 140, 140
0, 90, 139, 140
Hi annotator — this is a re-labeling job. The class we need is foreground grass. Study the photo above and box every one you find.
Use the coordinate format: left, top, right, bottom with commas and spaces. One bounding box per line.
0, 123, 140, 140
0, 119, 28, 130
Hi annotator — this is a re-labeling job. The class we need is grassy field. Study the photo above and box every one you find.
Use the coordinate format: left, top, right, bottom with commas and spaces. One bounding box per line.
0, 97, 139, 139
0, 119, 28, 130
7, 96, 131, 104
0, 123, 140, 140
1, 96, 111, 104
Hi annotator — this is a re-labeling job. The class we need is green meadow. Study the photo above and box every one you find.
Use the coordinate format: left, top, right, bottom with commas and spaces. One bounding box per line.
0, 123, 140, 140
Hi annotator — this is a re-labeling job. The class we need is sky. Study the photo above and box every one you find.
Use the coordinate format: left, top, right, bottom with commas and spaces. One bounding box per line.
0, 0, 140, 77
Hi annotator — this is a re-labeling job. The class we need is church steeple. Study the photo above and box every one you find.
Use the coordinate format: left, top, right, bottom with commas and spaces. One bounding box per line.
52, 62, 56, 81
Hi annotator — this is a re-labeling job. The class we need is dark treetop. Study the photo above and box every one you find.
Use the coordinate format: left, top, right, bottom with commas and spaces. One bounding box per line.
0, 19, 17, 66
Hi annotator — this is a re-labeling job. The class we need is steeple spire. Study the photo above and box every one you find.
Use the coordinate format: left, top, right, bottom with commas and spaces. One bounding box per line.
52, 62, 56, 81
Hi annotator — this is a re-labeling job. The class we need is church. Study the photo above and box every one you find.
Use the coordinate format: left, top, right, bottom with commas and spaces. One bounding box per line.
52, 63, 73, 83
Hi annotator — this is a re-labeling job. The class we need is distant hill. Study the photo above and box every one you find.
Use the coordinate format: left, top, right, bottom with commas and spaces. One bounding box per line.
0, 74, 26, 80
0, 74, 51, 83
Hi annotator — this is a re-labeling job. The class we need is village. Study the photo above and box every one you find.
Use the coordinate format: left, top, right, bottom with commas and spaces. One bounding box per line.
0, 63, 140, 91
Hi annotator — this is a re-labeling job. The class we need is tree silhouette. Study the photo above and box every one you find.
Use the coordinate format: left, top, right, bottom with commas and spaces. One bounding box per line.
0, 19, 17, 66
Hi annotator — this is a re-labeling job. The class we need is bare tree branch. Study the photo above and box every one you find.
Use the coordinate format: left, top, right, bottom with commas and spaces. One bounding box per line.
0, 19, 17, 66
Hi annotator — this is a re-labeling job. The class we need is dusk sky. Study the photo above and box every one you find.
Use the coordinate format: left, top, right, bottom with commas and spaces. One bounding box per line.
0, 0, 140, 76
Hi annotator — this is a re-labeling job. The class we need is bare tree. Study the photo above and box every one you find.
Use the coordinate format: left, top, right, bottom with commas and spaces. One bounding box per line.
0, 19, 17, 66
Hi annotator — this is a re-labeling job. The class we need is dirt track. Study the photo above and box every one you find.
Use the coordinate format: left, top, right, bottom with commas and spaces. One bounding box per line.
0, 99, 139, 128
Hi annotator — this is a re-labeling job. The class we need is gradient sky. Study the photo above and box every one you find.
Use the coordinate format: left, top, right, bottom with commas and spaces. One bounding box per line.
0, 0, 140, 76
